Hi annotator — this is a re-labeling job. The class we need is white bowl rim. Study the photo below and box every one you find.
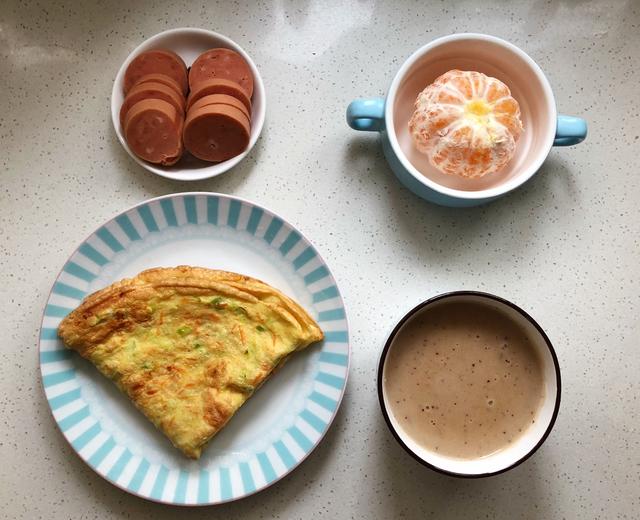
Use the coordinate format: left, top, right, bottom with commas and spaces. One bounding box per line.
111, 27, 266, 181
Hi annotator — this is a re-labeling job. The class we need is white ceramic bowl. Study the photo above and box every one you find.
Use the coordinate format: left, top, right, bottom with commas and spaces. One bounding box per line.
378, 291, 561, 477
111, 28, 266, 181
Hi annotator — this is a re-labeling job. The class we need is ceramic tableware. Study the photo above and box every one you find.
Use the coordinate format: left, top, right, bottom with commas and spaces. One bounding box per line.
378, 291, 560, 477
112, 28, 266, 181
39, 193, 349, 504
347, 33, 587, 207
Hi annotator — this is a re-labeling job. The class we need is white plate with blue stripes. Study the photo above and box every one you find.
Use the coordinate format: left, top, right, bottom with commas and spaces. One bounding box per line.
39, 192, 349, 505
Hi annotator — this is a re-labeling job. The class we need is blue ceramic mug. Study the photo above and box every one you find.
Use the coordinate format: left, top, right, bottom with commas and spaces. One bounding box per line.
347, 34, 587, 207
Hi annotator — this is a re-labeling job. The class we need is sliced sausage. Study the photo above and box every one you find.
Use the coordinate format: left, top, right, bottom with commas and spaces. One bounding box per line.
124, 49, 188, 95
124, 99, 184, 166
131, 73, 184, 98
189, 93, 251, 121
119, 81, 186, 127
183, 104, 250, 163
186, 78, 251, 112
189, 48, 254, 97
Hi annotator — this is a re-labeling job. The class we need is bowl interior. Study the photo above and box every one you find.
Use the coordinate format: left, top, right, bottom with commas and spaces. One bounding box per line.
390, 36, 555, 195
111, 28, 265, 181
380, 293, 559, 476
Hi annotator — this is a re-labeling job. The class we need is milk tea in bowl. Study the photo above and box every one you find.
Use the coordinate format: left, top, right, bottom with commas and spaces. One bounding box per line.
378, 292, 560, 477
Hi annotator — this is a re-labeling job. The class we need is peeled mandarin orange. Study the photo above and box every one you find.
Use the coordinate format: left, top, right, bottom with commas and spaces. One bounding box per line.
408, 70, 524, 178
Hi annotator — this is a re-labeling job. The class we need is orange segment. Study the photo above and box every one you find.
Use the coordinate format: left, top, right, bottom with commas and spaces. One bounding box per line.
484, 77, 511, 103
466, 71, 486, 98
447, 72, 473, 98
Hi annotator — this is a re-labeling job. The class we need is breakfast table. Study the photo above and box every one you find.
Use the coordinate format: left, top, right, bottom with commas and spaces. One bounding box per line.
2, 0, 639, 518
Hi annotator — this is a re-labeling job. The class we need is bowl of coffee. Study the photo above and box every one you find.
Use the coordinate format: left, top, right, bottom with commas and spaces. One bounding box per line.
378, 291, 561, 477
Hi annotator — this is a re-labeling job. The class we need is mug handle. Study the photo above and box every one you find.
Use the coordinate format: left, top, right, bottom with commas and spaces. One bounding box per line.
346, 97, 385, 131
554, 115, 587, 146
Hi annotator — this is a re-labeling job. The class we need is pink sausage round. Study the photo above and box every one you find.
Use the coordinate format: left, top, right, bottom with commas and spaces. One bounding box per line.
124, 49, 188, 95
183, 104, 250, 163
189, 48, 254, 98
120, 81, 186, 127
124, 98, 184, 166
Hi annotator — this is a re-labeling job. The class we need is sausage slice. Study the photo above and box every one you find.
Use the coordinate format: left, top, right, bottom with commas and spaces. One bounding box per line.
189, 48, 254, 97
124, 99, 184, 166
186, 78, 251, 112
119, 81, 186, 127
131, 73, 185, 98
183, 104, 250, 163
124, 49, 188, 95
189, 93, 251, 121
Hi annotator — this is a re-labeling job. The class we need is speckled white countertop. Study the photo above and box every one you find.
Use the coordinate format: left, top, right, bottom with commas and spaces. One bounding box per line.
2, 0, 639, 518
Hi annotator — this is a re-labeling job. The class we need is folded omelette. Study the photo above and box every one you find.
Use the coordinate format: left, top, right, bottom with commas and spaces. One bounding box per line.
57, 266, 324, 459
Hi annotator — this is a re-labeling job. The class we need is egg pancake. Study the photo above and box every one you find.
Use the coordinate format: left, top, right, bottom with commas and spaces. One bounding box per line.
57, 266, 324, 459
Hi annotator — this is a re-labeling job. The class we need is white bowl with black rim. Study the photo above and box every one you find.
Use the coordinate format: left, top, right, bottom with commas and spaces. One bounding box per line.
377, 291, 561, 478
111, 28, 266, 181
